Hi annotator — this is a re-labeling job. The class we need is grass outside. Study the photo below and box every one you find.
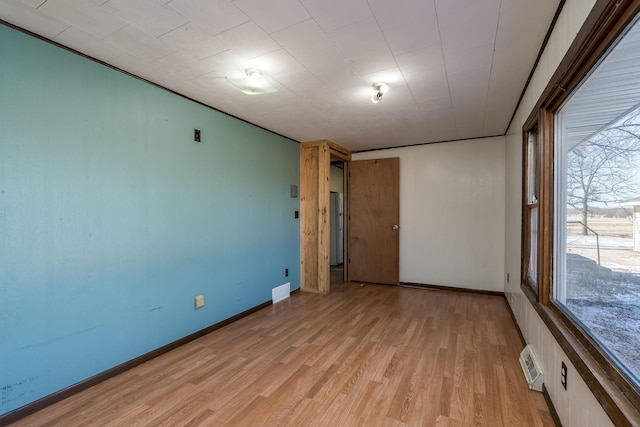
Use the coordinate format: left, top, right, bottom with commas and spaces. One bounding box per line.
564, 215, 640, 385
566, 215, 634, 239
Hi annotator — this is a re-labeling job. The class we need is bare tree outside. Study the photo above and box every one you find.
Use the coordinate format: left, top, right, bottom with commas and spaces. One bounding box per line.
567, 108, 640, 235
554, 19, 640, 390
562, 106, 640, 386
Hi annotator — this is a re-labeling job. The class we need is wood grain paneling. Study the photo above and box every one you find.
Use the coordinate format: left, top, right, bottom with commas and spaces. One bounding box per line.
9, 281, 555, 427
538, 108, 554, 306
520, 2, 640, 424
300, 140, 351, 294
349, 158, 399, 285
301, 143, 320, 292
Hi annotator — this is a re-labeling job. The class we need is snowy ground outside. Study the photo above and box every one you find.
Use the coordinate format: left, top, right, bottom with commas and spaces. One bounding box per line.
563, 233, 640, 383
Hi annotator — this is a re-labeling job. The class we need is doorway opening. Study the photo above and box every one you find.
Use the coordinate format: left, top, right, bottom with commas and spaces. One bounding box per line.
330, 158, 346, 290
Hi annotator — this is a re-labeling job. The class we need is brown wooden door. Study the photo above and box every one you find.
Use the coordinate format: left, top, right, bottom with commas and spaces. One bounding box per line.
348, 158, 399, 285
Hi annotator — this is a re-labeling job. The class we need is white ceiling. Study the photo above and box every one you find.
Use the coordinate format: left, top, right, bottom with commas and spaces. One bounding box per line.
0, 0, 560, 152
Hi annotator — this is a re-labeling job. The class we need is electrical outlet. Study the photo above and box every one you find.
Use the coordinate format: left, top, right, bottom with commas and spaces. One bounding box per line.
561, 361, 568, 390
285, 268, 289, 277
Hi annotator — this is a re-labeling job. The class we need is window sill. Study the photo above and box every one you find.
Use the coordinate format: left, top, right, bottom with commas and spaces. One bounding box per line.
521, 283, 640, 426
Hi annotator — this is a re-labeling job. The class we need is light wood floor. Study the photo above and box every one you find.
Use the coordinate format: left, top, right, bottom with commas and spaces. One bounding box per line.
11, 276, 555, 426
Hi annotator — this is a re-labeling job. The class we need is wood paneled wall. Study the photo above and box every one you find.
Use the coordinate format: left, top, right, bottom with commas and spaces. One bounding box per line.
300, 140, 350, 294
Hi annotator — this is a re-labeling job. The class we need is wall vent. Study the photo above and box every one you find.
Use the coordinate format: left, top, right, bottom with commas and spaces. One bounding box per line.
272, 282, 290, 304
519, 344, 544, 392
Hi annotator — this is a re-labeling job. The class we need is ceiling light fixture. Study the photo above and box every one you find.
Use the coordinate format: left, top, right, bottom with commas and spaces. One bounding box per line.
371, 82, 389, 104
226, 68, 277, 95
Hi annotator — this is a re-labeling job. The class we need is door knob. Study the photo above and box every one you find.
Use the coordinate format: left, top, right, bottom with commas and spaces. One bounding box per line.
392, 224, 399, 230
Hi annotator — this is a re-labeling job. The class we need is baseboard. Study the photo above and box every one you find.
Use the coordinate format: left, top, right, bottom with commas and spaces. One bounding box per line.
399, 281, 504, 297
503, 298, 561, 427
542, 384, 563, 427
503, 295, 527, 346
0, 297, 280, 425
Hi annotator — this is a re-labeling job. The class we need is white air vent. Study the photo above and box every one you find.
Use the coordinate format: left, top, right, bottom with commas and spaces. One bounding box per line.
272, 282, 290, 304
519, 345, 544, 392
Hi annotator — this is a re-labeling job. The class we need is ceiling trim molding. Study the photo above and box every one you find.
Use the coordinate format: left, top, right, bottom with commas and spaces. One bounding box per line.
0, 19, 300, 145
351, 134, 505, 154
503, 0, 567, 136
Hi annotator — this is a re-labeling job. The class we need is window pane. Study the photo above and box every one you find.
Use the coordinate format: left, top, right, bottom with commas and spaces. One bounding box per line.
528, 206, 538, 284
527, 131, 538, 204
525, 129, 539, 290
555, 17, 640, 386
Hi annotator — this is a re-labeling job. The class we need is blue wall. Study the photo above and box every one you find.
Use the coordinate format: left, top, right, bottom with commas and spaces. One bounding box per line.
0, 24, 300, 415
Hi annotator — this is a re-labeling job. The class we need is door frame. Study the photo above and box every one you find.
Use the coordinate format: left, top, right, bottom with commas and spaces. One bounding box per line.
300, 139, 351, 294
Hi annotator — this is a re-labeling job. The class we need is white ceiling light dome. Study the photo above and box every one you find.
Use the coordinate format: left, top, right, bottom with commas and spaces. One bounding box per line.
226, 69, 277, 95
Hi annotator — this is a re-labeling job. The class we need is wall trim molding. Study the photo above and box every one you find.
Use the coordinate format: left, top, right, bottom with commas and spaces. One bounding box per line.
0, 19, 299, 146
521, 284, 640, 426
399, 281, 504, 297
542, 384, 563, 427
504, 296, 562, 427
517, 1, 640, 424
0, 295, 292, 425
503, 295, 527, 346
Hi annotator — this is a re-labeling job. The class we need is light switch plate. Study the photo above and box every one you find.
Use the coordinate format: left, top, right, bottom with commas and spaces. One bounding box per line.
194, 295, 204, 309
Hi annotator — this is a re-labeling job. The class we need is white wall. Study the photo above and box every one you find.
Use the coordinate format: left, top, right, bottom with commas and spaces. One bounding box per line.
330, 165, 344, 193
504, 0, 615, 425
353, 136, 505, 292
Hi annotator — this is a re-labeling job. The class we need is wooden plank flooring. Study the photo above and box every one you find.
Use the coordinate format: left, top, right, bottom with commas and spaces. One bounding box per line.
10, 277, 555, 426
